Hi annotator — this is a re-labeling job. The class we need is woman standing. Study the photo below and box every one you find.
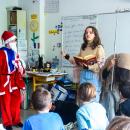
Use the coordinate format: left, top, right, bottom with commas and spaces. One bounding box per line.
63, 26, 105, 102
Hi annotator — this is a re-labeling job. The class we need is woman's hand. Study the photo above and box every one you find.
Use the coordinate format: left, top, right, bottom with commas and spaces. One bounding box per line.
82, 63, 88, 68
61, 50, 70, 60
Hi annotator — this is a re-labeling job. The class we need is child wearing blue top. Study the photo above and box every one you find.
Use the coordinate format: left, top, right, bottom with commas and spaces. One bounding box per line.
22, 87, 65, 130
76, 82, 109, 130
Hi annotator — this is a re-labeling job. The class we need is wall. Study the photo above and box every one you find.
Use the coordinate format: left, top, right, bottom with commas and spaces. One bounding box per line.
44, 14, 62, 61
0, 0, 18, 44
19, 0, 61, 65
59, 0, 130, 16
19, 0, 40, 67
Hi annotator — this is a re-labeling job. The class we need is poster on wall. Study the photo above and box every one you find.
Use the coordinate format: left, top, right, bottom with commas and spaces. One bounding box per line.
30, 14, 39, 33
18, 39, 27, 50
19, 50, 28, 63
28, 14, 40, 68
30, 14, 39, 49
44, 0, 59, 13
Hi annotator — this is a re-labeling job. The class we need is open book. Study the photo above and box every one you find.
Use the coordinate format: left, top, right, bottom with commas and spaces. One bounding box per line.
74, 55, 97, 66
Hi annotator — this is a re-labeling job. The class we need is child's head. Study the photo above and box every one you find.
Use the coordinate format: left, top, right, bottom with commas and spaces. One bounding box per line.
119, 82, 130, 99
31, 87, 52, 111
106, 116, 130, 130
77, 82, 96, 103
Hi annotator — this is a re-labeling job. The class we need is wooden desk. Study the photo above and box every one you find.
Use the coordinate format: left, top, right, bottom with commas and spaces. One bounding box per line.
26, 71, 67, 91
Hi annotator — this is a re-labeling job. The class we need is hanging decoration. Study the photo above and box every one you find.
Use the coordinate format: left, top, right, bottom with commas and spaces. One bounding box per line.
31, 32, 39, 48
30, 14, 39, 49
48, 22, 63, 35
30, 14, 39, 32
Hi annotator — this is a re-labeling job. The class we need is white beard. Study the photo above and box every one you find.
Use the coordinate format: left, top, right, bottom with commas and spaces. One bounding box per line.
9, 42, 17, 53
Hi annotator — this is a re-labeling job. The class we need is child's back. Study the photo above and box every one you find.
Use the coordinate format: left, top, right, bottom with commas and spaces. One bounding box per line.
23, 112, 64, 130
76, 82, 109, 130
77, 101, 108, 130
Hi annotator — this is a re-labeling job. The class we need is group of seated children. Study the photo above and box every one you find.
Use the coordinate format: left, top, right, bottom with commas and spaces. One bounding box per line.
22, 81, 130, 130
22, 83, 109, 130
22, 53, 130, 130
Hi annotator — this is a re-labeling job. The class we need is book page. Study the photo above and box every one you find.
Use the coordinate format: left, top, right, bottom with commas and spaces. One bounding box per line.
84, 55, 96, 60
74, 56, 83, 60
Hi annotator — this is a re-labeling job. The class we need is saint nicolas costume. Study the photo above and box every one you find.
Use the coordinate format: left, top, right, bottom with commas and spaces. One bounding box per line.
0, 31, 26, 130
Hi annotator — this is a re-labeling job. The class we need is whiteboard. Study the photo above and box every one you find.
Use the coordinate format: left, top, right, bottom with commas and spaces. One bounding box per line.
116, 12, 130, 54
98, 13, 117, 58
98, 12, 130, 58
62, 11, 130, 66
62, 15, 97, 66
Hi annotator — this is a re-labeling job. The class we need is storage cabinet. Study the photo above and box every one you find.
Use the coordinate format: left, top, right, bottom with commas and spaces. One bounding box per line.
7, 10, 28, 62
7, 10, 26, 39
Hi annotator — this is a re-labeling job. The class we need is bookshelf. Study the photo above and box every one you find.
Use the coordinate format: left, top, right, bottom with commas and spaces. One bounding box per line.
7, 9, 28, 62
7, 10, 26, 39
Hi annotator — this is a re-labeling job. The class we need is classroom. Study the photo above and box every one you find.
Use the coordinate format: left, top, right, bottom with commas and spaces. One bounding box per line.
1, 0, 130, 130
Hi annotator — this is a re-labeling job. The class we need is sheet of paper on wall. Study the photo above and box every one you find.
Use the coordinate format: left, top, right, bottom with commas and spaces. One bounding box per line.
27, 48, 40, 68
18, 50, 28, 63
32, 49, 39, 62
18, 40, 27, 51
17, 30, 26, 40
44, 0, 59, 13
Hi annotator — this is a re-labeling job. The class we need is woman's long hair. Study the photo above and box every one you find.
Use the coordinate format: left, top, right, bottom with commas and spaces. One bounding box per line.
81, 26, 102, 50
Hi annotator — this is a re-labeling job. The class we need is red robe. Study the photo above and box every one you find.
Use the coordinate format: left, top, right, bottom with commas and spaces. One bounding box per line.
0, 47, 25, 126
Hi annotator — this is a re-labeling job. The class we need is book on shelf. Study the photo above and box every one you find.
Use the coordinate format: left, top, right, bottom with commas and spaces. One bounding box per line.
44, 76, 55, 82
73, 55, 97, 66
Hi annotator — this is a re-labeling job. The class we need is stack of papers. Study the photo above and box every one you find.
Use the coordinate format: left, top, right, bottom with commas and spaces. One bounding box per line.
26, 71, 67, 77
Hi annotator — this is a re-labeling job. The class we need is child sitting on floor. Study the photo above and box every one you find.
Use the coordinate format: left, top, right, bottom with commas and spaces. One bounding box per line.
22, 87, 65, 130
76, 82, 109, 130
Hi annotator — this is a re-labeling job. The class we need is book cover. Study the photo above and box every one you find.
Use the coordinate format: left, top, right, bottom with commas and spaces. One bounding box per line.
74, 55, 97, 66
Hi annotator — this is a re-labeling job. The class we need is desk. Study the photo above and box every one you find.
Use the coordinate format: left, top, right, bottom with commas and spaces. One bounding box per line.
26, 71, 67, 91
